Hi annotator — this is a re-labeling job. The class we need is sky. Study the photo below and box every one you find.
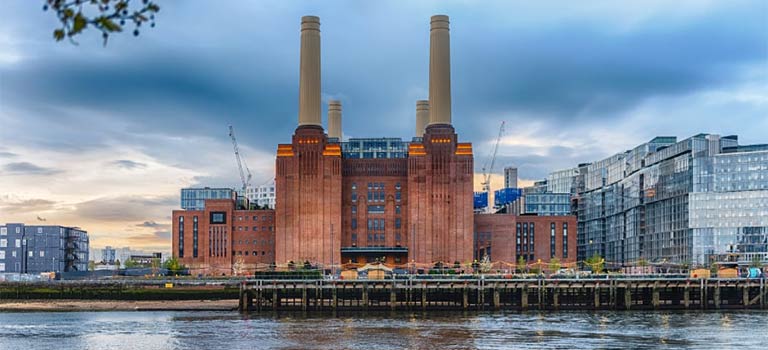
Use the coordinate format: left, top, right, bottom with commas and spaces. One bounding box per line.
0, 1, 766, 254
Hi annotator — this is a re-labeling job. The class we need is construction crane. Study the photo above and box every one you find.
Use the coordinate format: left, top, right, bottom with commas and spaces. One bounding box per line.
228, 125, 252, 195
480, 121, 505, 212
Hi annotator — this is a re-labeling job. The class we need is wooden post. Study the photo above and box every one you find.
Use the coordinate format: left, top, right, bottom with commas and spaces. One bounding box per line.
701, 279, 707, 310
421, 285, 427, 310
538, 280, 543, 310
553, 286, 559, 310
362, 283, 369, 309
521, 285, 529, 310
761, 279, 765, 309
493, 288, 500, 309
594, 283, 601, 309
684, 282, 690, 309
743, 284, 750, 308
302, 287, 308, 311
390, 287, 397, 310
624, 283, 632, 310
273, 289, 279, 310
463, 287, 469, 309
652, 281, 660, 309
714, 282, 721, 310
332, 285, 338, 310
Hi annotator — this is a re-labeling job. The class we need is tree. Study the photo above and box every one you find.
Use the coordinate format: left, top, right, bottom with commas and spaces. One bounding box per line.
114, 259, 121, 269
585, 253, 605, 274
163, 257, 183, 275
549, 257, 561, 273
88, 260, 96, 271
516, 256, 527, 274
124, 259, 138, 268
43, 0, 161, 46
750, 255, 764, 268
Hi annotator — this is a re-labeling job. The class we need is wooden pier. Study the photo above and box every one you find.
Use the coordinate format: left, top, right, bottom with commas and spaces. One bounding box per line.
238, 277, 767, 313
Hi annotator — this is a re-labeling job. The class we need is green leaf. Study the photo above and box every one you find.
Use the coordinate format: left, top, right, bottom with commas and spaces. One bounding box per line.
53, 29, 65, 41
98, 17, 122, 32
71, 12, 87, 35
63, 8, 74, 18
147, 4, 160, 12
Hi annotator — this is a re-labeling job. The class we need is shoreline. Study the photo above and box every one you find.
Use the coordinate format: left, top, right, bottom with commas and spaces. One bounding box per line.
0, 299, 239, 312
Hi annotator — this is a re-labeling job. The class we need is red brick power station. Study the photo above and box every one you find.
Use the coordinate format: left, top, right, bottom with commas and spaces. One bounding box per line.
172, 15, 576, 275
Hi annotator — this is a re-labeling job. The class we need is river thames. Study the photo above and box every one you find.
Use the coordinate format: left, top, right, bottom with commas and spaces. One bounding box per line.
0, 310, 766, 349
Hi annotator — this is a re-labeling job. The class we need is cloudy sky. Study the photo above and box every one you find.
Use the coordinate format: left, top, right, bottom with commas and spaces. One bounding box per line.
1, 1, 766, 253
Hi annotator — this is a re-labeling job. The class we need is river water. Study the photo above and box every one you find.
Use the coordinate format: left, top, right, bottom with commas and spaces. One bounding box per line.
0, 310, 766, 349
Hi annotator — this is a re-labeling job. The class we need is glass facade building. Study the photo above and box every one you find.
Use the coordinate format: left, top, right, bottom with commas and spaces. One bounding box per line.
341, 138, 408, 159
567, 134, 768, 266
181, 188, 236, 210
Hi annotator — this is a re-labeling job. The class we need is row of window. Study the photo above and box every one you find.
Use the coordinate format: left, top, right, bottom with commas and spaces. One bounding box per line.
236, 226, 274, 232
234, 251, 270, 256
350, 233, 403, 243
237, 215, 272, 221
235, 239, 273, 245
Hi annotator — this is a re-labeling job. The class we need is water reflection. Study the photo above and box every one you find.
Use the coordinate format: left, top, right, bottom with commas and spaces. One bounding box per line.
0, 310, 766, 350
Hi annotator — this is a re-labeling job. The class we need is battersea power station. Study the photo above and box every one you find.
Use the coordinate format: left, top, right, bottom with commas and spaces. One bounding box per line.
172, 15, 576, 275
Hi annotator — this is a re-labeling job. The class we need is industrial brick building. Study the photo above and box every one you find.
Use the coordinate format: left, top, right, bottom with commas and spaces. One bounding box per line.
474, 215, 577, 270
172, 199, 275, 275
275, 15, 473, 268
170, 15, 579, 274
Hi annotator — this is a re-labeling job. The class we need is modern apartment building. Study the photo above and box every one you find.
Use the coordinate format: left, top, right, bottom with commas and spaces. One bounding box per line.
0, 224, 89, 274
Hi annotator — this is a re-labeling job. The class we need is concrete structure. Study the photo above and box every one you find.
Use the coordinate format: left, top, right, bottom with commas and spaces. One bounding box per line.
504, 166, 518, 189
173, 198, 276, 275
327, 100, 342, 140
415, 100, 429, 137
0, 224, 89, 274
275, 15, 474, 267
474, 215, 577, 268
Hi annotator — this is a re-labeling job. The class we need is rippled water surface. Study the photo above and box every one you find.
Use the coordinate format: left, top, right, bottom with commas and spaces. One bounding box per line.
0, 310, 766, 349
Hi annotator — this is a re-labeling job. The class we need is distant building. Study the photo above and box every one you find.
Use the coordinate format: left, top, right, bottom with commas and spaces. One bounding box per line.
181, 187, 236, 211
0, 224, 89, 274
246, 182, 276, 209
504, 167, 518, 189
101, 246, 116, 264
128, 252, 162, 266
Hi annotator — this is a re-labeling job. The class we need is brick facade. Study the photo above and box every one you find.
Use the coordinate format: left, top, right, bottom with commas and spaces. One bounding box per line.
474, 214, 577, 270
172, 199, 275, 275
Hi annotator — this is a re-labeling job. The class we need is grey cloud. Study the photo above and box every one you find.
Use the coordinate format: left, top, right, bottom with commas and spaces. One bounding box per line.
111, 160, 148, 170
0, 197, 58, 214
153, 231, 171, 240
75, 195, 177, 222
0, 152, 17, 158
2, 162, 63, 176
136, 220, 161, 228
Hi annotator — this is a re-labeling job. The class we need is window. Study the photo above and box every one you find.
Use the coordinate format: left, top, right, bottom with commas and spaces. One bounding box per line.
395, 191, 401, 201
253, 216, 258, 221
351, 233, 358, 242
563, 223, 568, 259
515, 224, 521, 255
0, 263, 4, 272
253, 226, 258, 231
0, 227, 5, 235
0, 251, 5, 259
28, 251, 33, 257
210, 212, 227, 224
367, 205, 385, 214
37, 227, 43, 234
352, 183, 357, 190
351, 205, 357, 214
238, 216, 243, 221
40, 251, 45, 257
351, 192, 357, 202
0, 239, 6, 248
395, 205, 401, 215
193, 216, 199, 258
178, 217, 185, 258
550, 222, 556, 258
15, 239, 20, 248
395, 218, 401, 229
351, 219, 357, 230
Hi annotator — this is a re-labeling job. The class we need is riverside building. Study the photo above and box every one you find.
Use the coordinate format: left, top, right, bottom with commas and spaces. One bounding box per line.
545, 134, 768, 267
0, 224, 89, 274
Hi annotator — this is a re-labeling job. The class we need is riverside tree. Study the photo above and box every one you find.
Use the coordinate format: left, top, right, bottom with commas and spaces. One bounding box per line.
43, 0, 160, 46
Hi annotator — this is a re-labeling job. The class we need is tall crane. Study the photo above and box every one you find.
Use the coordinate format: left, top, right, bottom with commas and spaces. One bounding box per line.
480, 121, 505, 212
228, 125, 252, 195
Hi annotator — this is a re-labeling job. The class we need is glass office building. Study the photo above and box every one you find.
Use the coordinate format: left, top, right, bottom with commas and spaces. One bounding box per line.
181, 188, 236, 210
565, 134, 767, 266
